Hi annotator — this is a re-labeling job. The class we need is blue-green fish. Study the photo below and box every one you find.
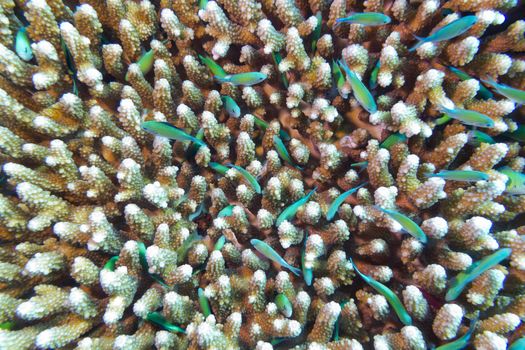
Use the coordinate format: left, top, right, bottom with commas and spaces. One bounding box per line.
326, 182, 368, 221
125, 48, 154, 81
214, 72, 267, 86
276, 187, 317, 227
209, 161, 229, 175
380, 133, 407, 150
425, 170, 489, 182
217, 204, 234, 218
199, 0, 208, 11
503, 124, 525, 142
301, 231, 313, 286
214, 235, 227, 250
509, 337, 525, 350
273, 135, 302, 169
338, 59, 377, 113
199, 54, 227, 78
374, 206, 427, 243
103, 256, 119, 271
188, 201, 205, 221
468, 130, 495, 146
275, 293, 293, 317
369, 59, 380, 90
221, 95, 240, 118
271, 52, 289, 88
446, 248, 512, 301
332, 60, 346, 97
482, 77, 525, 105
185, 128, 205, 158
253, 116, 291, 141
336, 12, 391, 26
498, 167, 525, 195
15, 27, 33, 61
409, 15, 478, 52
438, 105, 494, 128
250, 239, 301, 276
146, 312, 186, 333
350, 258, 412, 325
448, 66, 493, 99
228, 163, 261, 194
198, 288, 212, 317
311, 11, 322, 53
350, 161, 368, 171
141, 121, 206, 146
435, 317, 478, 350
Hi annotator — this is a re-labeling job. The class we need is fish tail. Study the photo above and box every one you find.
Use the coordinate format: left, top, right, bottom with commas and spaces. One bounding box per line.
408, 35, 425, 52
288, 265, 302, 277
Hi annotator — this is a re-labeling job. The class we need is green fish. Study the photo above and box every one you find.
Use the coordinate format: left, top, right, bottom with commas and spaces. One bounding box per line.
350, 258, 412, 325
380, 133, 407, 150
228, 164, 261, 194
509, 337, 525, 350
425, 170, 489, 182
276, 187, 317, 227
338, 59, 377, 113
498, 167, 525, 195
503, 124, 525, 142
215, 72, 267, 86
214, 235, 227, 250
438, 105, 494, 128
311, 11, 322, 53
250, 239, 301, 276
199, 0, 208, 11
0, 321, 15, 330
125, 48, 154, 81
188, 201, 205, 221
137, 241, 169, 288
435, 114, 452, 126
350, 161, 368, 171
326, 182, 368, 221
198, 287, 212, 317
209, 161, 229, 175
254, 116, 291, 141
374, 206, 428, 243
275, 293, 293, 317
273, 135, 302, 169
185, 128, 205, 158
199, 54, 226, 78
482, 77, 525, 105
369, 59, 380, 90
146, 312, 186, 333
467, 130, 495, 146
336, 12, 391, 26
435, 317, 478, 350
221, 95, 241, 118
446, 248, 512, 301
141, 121, 206, 146
103, 256, 119, 271
301, 231, 313, 286
217, 204, 234, 218
332, 60, 346, 97
448, 66, 493, 100
409, 15, 478, 52
271, 51, 289, 88
176, 232, 202, 264
15, 27, 33, 61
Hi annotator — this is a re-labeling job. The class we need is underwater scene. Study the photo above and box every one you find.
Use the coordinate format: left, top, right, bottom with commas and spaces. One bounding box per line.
0, 0, 525, 349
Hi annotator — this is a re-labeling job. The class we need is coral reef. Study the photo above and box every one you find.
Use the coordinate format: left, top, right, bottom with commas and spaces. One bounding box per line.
0, 0, 524, 349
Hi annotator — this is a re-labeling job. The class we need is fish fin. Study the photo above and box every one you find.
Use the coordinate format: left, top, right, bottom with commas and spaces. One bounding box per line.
423, 172, 435, 178
214, 75, 228, 83
480, 76, 497, 87
288, 266, 302, 277
408, 35, 426, 52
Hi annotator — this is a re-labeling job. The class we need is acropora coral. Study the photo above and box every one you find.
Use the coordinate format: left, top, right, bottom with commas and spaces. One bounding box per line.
0, 0, 524, 349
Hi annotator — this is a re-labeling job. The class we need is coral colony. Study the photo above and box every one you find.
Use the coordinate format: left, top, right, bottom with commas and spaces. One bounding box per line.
1, 0, 525, 349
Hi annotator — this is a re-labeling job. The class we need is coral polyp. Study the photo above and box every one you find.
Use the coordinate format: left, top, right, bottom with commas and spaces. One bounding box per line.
0, 0, 524, 349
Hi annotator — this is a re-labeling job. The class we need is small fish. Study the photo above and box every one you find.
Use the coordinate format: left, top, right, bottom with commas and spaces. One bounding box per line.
209, 162, 229, 175
498, 167, 525, 195
103, 256, 119, 271
350, 258, 412, 326
137, 241, 149, 271
214, 235, 227, 250
250, 239, 302, 276
301, 232, 313, 286
468, 130, 495, 146
482, 77, 525, 105
176, 232, 202, 264
509, 337, 525, 350
141, 121, 206, 146
448, 67, 493, 100
276, 187, 317, 227
273, 135, 302, 169
311, 11, 322, 53
199, 54, 227, 78
270, 338, 287, 346
198, 287, 212, 317
146, 312, 186, 333
271, 51, 289, 88
369, 59, 380, 90
326, 182, 368, 220
503, 124, 525, 142
185, 128, 205, 158
228, 164, 261, 194
188, 201, 205, 221
336, 12, 391, 26
214, 72, 267, 86
350, 161, 368, 171
217, 204, 234, 218
15, 27, 33, 61
380, 133, 407, 150
425, 170, 489, 182
438, 105, 494, 128
374, 206, 428, 243
125, 48, 154, 81
409, 15, 478, 52
275, 293, 293, 317
254, 116, 291, 141
332, 60, 346, 97
446, 248, 512, 301
0, 321, 15, 330
338, 59, 377, 113
435, 317, 478, 350
221, 95, 241, 118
